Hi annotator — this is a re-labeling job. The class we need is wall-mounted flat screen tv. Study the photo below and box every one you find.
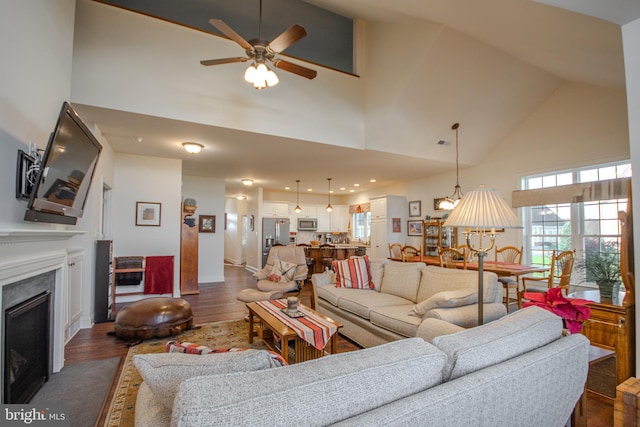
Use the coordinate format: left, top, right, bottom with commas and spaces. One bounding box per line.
24, 102, 102, 225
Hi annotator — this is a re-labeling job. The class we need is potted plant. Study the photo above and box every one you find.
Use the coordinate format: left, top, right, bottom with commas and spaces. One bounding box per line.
576, 242, 621, 299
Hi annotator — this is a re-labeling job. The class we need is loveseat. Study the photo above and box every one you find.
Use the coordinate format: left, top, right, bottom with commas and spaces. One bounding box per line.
133, 307, 589, 426
312, 260, 507, 347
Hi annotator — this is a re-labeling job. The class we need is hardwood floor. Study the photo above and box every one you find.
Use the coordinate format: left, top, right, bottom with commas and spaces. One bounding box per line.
65, 264, 612, 426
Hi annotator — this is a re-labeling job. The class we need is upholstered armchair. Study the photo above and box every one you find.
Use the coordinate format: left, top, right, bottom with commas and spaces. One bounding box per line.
237, 245, 308, 303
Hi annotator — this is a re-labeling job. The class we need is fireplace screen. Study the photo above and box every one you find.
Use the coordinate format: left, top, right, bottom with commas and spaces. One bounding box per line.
4, 291, 50, 404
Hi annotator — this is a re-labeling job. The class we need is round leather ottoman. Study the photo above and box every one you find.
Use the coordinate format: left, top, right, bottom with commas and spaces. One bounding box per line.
114, 297, 194, 340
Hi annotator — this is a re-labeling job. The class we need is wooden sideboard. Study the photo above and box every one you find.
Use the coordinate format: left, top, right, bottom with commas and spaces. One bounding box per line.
571, 289, 635, 389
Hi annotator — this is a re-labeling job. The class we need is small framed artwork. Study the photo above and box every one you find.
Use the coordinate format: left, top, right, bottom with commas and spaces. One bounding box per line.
199, 215, 215, 233
434, 198, 447, 211
407, 220, 423, 236
392, 217, 401, 233
409, 200, 421, 217
136, 202, 161, 226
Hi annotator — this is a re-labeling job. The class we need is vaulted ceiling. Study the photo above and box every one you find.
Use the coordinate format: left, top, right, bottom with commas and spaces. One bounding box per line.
72, 0, 640, 198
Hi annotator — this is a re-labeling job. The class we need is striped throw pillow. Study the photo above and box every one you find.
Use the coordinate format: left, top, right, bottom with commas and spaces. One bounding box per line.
333, 255, 373, 289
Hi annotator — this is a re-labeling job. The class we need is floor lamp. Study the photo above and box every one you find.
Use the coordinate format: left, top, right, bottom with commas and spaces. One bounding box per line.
443, 185, 521, 325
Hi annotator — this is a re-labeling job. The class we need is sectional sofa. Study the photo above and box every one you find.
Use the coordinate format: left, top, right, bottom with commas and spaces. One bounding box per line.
312, 260, 508, 347
133, 306, 589, 426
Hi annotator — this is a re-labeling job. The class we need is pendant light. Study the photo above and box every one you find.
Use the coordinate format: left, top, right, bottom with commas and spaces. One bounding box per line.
326, 178, 333, 212
438, 122, 464, 210
294, 180, 302, 213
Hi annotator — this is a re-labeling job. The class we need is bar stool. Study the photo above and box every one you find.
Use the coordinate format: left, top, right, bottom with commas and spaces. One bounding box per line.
297, 243, 315, 280
320, 244, 336, 271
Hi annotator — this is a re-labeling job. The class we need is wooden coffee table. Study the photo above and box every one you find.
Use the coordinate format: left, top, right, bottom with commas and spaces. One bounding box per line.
246, 301, 342, 364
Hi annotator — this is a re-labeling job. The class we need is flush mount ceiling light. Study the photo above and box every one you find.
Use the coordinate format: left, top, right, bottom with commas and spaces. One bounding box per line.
294, 179, 302, 213
236, 194, 246, 200
326, 178, 333, 212
182, 142, 204, 154
241, 179, 254, 186
438, 123, 464, 210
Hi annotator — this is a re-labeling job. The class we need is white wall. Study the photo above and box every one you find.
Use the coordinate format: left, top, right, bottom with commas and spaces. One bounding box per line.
224, 197, 246, 265
71, 0, 365, 150
622, 16, 640, 375
0, 0, 119, 334
182, 175, 225, 282
0, 0, 76, 227
347, 81, 630, 256
112, 154, 182, 295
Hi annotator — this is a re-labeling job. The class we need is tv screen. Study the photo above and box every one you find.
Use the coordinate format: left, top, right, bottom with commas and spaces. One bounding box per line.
24, 102, 102, 225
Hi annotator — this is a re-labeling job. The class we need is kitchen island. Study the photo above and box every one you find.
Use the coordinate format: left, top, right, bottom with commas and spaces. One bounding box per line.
305, 245, 369, 274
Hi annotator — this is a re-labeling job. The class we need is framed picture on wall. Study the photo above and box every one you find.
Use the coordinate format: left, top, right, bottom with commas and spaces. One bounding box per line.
409, 200, 421, 217
199, 215, 215, 233
136, 202, 161, 226
407, 220, 423, 236
392, 217, 401, 233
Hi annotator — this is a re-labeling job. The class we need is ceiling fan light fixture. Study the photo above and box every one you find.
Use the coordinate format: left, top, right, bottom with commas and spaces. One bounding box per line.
182, 142, 204, 154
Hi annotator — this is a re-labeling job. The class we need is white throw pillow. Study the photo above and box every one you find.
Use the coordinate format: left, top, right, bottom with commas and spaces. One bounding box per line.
409, 288, 478, 317
269, 259, 297, 282
380, 262, 424, 302
133, 350, 275, 410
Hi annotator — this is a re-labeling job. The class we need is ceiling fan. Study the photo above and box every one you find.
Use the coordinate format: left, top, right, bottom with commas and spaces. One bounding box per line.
200, 0, 318, 89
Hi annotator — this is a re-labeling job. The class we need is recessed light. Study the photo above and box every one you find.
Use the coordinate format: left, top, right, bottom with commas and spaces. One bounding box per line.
307, 188, 313, 192
236, 195, 245, 200
354, 183, 360, 187
284, 186, 291, 190
241, 179, 254, 186
349, 189, 355, 193
340, 187, 346, 191
370, 179, 376, 183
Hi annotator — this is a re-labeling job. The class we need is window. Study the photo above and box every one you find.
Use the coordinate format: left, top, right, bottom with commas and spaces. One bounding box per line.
352, 212, 371, 243
521, 161, 631, 286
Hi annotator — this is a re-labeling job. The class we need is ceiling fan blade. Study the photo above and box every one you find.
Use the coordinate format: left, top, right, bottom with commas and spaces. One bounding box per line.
200, 57, 249, 66
268, 24, 307, 53
209, 18, 253, 50
273, 59, 317, 80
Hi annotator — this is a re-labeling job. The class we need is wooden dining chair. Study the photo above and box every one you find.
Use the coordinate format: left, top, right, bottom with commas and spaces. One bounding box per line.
401, 245, 420, 262
456, 244, 475, 263
519, 249, 575, 308
495, 246, 523, 313
438, 247, 467, 269
388, 243, 403, 260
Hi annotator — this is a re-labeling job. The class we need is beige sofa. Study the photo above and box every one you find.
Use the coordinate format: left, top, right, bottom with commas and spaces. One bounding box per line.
312, 260, 507, 347
133, 307, 589, 426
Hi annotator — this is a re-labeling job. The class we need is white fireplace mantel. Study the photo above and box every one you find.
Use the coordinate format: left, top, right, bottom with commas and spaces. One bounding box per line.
0, 228, 85, 243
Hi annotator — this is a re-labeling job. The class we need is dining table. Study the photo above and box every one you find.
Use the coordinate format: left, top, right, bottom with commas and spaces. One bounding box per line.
400, 255, 549, 281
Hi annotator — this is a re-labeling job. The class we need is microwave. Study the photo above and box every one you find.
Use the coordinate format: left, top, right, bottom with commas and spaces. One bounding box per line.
298, 218, 318, 231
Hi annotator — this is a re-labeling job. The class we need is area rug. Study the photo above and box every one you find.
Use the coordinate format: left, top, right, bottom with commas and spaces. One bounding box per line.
104, 319, 267, 427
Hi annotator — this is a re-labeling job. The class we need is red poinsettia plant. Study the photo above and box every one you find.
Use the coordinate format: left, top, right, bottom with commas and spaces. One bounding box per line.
523, 288, 592, 334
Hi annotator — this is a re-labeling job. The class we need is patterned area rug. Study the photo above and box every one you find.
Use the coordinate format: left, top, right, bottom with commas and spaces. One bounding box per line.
104, 319, 267, 426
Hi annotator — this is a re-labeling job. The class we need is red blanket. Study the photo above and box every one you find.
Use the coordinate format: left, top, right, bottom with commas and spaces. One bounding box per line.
144, 256, 174, 294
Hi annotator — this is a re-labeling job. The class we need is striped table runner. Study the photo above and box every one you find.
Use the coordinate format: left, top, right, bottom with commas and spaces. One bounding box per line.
256, 299, 338, 350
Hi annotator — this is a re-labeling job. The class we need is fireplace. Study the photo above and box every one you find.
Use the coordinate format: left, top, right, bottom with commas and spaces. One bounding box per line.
2, 271, 55, 404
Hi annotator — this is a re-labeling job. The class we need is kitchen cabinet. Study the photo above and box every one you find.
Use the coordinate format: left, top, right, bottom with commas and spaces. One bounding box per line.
263, 202, 289, 217
422, 220, 457, 256
295, 206, 318, 219
369, 195, 406, 260
331, 205, 349, 232
317, 208, 331, 232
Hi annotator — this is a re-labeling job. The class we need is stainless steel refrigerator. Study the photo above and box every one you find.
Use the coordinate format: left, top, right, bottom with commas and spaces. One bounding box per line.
262, 218, 290, 267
